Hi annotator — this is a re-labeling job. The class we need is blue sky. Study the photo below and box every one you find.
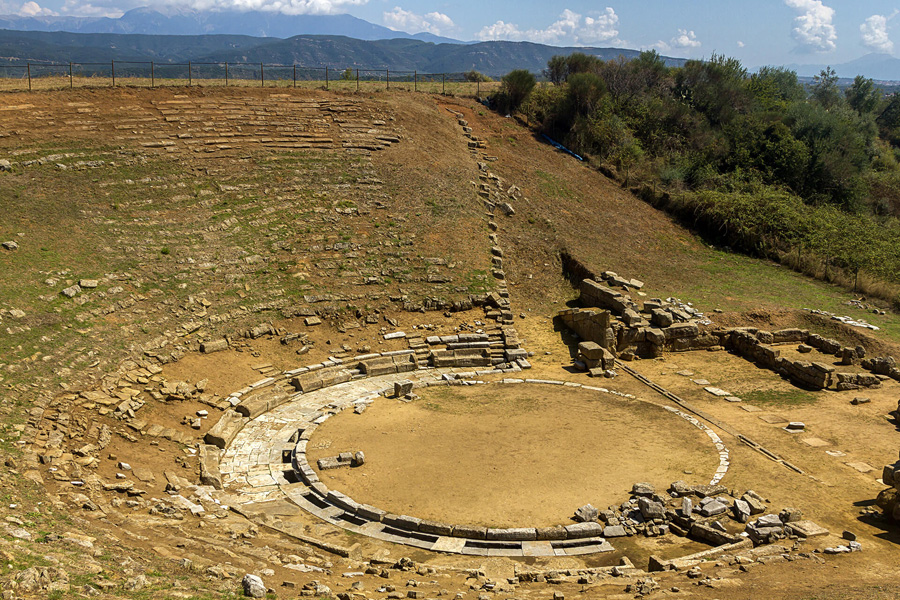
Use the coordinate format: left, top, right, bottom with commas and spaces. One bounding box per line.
4, 0, 900, 67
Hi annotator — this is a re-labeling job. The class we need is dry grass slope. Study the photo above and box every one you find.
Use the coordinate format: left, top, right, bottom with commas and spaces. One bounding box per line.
0, 87, 898, 599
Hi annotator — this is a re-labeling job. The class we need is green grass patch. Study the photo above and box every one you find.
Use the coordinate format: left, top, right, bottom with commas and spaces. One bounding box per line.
742, 388, 818, 406
535, 170, 576, 200
462, 269, 493, 294
681, 249, 900, 343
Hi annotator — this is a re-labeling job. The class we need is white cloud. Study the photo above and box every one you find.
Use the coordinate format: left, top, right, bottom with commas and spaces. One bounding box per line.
737, 40, 745, 48
651, 28, 701, 53
860, 13, 895, 54
670, 28, 700, 49
18, 1, 57, 16
477, 20, 522, 40
784, 0, 837, 53
475, 7, 620, 46
383, 6, 454, 36
60, 0, 122, 16
175, 0, 368, 15
580, 7, 619, 44
56, 0, 370, 17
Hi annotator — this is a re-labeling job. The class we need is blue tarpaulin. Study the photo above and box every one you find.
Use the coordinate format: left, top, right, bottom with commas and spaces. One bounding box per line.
542, 134, 584, 161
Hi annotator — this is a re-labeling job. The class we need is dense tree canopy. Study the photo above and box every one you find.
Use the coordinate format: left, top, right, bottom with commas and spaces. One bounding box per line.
491, 52, 900, 299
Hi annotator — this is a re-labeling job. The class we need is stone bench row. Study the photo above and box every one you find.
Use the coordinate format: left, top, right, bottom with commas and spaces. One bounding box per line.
205, 348, 511, 448
282, 485, 613, 556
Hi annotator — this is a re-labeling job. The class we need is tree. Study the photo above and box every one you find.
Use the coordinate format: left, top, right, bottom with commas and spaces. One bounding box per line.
464, 70, 492, 83
811, 67, 841, 109
565, 52, 602, 76
340, 68, 354, 81
845, 75, 881, 115
498, 69, 536, 113
598, 56, 647, 108
544, 55, 568, 86
674, 54, 750, 126
748, 66, 806, 111
633, 50, 667, 76
876, 94, 900, 147
567, 72, 606, 115
785, 102, 875, 207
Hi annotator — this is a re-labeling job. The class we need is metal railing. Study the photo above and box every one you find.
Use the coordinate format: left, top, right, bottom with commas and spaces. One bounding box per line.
0, 60, 500, 95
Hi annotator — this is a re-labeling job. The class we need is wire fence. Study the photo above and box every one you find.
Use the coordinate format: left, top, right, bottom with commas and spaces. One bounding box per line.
0, 60, 501, 95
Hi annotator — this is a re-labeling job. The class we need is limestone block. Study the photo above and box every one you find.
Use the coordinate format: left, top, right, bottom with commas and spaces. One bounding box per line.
638, 498, 666, 520
691, 522, 740, 545
198, 444, 223, 490
452, 524, 487, 539
642, 327, 666, 347
419, 520, 454, 536
535, 526, 567, 540
663, 323, 700, 340
564, 522, 603, 538
773, 329, 808, 343
574, 504, 599, 522
651, 309, 673, 328
204, 411, 247, 449
201, 338, 228, 353
393, 380, 414, 397
623, 308, 642, 326
486, 528, 537, 541
578, 342, 605, 361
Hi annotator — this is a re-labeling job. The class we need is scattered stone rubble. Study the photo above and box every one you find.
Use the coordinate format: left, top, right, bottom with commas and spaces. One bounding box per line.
559, 277, 715, 362
877, 450, 900, 521
560, 276, 895, 392
806, 308, 880, 331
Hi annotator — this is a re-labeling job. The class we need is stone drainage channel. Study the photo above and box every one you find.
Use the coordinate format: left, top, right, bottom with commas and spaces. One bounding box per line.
217, 369, 730, 557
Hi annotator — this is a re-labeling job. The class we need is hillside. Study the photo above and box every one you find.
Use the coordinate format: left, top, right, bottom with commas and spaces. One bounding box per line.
0, 7, 454, 42
789, 52, 900, 82
0, 87, 899, 599
196, 37, 686, 75
0, 29, 686, 75
0, 29, 277, 63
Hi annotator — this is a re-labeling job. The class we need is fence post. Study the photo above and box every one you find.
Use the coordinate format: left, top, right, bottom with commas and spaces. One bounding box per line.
325, 66, 328, 90
293, 64, 296, 88
356, 68, 359, 92
111, 60, 115, 87
69, 62, 73, 89
260, 62, 264, 88
27, 63, 31, 92
414, 70, 417, 92
477, 78, 480, 96
225, 62, 228, 87
442, 73, 445, 95
386, 69, 389, 90
188, 61, 192, 87
151, 61, 154, 88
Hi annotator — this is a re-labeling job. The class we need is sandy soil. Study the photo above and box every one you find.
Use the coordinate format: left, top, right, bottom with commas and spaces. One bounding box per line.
308, 383, 718, 527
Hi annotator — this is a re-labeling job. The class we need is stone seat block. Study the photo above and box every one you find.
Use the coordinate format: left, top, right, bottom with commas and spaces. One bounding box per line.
204, 410, 247, 449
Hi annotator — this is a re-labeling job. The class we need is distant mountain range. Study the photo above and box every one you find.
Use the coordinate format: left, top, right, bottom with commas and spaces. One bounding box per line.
0, 29, 687, 77
0, 7, 461, 44
6, 6, 897, 81
785, 53, 900, 82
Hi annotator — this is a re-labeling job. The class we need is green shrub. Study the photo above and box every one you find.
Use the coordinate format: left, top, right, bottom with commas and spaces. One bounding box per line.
496, 69, 536, 114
